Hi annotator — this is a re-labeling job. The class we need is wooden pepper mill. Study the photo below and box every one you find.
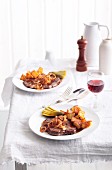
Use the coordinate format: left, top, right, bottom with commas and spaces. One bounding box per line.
76, 36, 87, 72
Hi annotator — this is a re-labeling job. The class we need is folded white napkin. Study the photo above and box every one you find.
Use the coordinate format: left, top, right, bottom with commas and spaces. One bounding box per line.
1, 77, 14, 107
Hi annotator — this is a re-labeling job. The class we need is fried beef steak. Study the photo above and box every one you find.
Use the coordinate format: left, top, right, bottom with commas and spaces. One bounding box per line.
23, 76, 62, 90
40, 106, 92, 136
40, 115, 77, 136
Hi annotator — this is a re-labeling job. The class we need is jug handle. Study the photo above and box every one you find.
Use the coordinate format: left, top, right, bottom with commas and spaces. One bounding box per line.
99, 25, 109, 38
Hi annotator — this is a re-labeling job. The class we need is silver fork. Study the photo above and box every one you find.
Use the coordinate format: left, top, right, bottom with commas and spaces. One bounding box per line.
54, 86, 73, 103
41, 86, 72, 108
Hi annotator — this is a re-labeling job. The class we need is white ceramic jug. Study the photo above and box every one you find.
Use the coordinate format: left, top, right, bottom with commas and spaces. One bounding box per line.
99, 39, 112, 75
84, 22, 109, 67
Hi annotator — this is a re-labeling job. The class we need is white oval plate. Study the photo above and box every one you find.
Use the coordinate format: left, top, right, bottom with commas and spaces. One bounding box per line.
12, 69, 69, 93
29, 104, 100, 140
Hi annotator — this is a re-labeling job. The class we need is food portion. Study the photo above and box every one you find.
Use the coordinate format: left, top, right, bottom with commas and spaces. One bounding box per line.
42, 106, 63, 117
20, 67, 66, 90
40, 105, 92, 136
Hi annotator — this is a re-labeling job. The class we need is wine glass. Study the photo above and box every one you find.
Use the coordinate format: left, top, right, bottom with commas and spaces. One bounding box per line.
87, 70, 104, 110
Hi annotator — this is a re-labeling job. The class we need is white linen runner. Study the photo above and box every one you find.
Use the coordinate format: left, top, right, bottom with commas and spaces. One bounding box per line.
1, 58, 112, 165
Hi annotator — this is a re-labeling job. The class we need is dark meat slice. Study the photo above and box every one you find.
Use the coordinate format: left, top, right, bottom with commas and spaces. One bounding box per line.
42, 84, 51, 89
40, 76, 62, 89
23, 79, 42, 89
46, 119, 77, 136
40, 116, 77, 136
23, 75, 62, 90
42, 77, 62, 89
47, 126, 76, 136
23, 79, 35, 89
47, 128, 64, 136
64, 127, 77, 135
34, 77, 46, 84
51, 77, 62, 88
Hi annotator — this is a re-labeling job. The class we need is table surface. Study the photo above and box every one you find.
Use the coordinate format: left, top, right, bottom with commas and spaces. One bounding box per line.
1, 59, 112, 166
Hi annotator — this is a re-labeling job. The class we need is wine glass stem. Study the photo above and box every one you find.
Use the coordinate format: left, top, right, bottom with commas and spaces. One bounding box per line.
94, 94, 98, 109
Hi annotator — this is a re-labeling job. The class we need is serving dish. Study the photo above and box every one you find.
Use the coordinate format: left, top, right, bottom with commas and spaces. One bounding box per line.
29, 104, 100, 140
12, 68, 69, 93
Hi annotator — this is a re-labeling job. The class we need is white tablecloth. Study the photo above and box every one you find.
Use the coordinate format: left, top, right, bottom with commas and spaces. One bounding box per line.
1, 59, 112, 165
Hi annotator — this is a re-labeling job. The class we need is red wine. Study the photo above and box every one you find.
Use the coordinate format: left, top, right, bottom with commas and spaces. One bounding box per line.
87, 80, 104, 93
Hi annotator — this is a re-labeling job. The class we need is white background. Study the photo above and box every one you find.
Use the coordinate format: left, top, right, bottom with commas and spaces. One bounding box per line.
0, 0, 112, 93
0, 0, 112, 169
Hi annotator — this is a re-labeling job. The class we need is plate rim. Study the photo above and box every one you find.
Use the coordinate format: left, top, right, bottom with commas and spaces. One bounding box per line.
29, 104, 100, 140
12, 69, 69, 93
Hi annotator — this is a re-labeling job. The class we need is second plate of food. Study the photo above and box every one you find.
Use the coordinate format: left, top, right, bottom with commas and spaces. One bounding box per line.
12, 67, 69, 93
29, 104, 100, 140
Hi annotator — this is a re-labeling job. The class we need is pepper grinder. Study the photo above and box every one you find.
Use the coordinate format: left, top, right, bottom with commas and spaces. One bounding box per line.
76, 36, 87, 72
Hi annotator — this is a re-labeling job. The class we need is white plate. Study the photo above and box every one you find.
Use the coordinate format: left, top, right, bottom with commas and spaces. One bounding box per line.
29, 104, 100, 140
12, 69, 69, 93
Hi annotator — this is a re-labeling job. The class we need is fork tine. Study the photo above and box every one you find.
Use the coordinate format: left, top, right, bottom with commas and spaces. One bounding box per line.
64, 88, 71, 96
60, 87, 69, 97
65, 87, 72, 95
61, 86, 72, 99
41, 86, 72, 108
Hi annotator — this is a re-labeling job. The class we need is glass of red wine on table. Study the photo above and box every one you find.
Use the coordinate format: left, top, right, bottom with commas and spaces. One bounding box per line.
87, 70, 104, 111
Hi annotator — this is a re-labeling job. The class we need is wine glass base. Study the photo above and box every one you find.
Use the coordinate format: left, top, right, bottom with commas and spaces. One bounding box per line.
89, 96, 102, 112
